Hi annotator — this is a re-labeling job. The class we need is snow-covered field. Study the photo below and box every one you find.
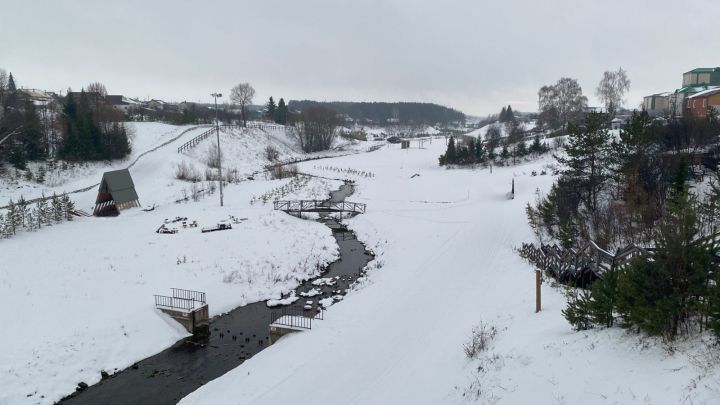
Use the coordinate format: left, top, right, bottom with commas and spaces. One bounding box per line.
0, 122, 354, 404
180, 140, 720, 405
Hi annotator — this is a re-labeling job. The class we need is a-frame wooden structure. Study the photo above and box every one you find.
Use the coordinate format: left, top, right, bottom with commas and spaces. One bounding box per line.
93, 169, 140, 216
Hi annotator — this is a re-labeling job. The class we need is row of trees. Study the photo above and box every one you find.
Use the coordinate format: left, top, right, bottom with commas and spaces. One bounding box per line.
288, 100, 465, 126
0, 69, 132, 169
538, 68, 631, 132
0, 70, 49, 168
439, 134, 549, 166
262, 96, 289, 125
526, 111, 720, 340
0, 193, 76, 238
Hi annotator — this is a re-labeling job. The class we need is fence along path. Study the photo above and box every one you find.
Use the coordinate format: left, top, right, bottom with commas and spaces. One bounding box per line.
177, 122, 287, 154
519, 233, 720, 284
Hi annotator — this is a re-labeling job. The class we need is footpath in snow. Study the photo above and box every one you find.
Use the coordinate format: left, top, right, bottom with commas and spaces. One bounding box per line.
181, 139, 720, 404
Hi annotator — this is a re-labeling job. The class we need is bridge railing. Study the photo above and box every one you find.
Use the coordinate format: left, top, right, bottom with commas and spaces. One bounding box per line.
273, 199, 366, 214
270, 307, 324, 330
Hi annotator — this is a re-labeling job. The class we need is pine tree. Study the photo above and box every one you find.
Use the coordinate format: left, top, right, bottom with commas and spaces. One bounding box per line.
6, 199, 19, 234
506, 105, 515, 122
62, 194, 75, 221
7, 73, 16, 92
500, 145, 510, 160
275, 98, 288, 125
530, 135, 543, 154
556, 113, 612, 213
36, 196, 51, 226
589, 265, 619, 327
444, 136, 457, 165
474, 138, 485, 162
37, 164, 46, 183
515, 141, 528, 157
265, 97, 277, 120
562, 287, 593, 330
17, 196, 29, 228
51, 193, 63, 223
499, 106, 507, 122
27, 208, 37, 231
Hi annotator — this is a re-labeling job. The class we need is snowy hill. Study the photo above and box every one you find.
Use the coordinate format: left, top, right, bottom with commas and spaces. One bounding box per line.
0, 121, 372, 404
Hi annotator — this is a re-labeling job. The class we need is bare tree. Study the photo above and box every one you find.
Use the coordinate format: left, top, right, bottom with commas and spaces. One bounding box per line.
230, 83, 255, 127
538, 77, 588, 131
596, 68, 631, 115
86, 82, 108, 98
293, 107, 339, 152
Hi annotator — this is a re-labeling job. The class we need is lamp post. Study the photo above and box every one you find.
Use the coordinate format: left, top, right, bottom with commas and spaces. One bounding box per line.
211, 92, 223, 207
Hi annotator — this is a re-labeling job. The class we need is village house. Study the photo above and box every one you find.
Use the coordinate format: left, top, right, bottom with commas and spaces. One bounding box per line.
642, 92, 670, 117
685, 87, 720, 118
105, 95, 142, 112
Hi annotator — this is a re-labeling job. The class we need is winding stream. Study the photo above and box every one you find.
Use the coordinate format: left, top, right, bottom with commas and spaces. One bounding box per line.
60, 183, 373, 405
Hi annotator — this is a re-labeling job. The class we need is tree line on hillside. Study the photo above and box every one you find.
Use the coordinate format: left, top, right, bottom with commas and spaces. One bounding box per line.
288, 100, 465, 126
439, 133, 549, 167
0, 70, 132, 170
526, 110, 720, 341
0, 193, 76, 239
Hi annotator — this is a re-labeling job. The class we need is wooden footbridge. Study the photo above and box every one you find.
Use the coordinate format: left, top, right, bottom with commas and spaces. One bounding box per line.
273, 200, 366, 215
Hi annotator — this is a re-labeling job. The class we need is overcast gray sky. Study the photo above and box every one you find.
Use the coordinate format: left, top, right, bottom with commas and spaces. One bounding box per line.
1, 0, 719, 116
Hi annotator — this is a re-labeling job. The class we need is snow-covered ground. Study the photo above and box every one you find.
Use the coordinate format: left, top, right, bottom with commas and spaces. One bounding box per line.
180, 140, 720, 404
0, 122, 356, 405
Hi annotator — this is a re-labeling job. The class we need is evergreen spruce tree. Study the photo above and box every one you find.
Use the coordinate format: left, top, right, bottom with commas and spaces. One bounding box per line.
6, 199, 19, 234
0, 212, 4, 239
499, 106, 507, 122
36, 196, 51, 226
515, 140, 528, 157
7, 73, 16, 92
275, 98, 288, 125
265, 97, 277, 120
562, 287, 593, 330
51, 193, 63, 223
506, 105, 515, 122
444, 136, 457, 165
17, 196, 29, 228
474, 138, 485, 162
62, 194, 75, 221
530, 135, 543, 154
27, 208, 37, 231
466, 138, 476, 164
556, 113, 612, 213
37, 164, 46, 183
500, 144, 510, 160
616, 178, 713, 339
589, 265, 619, 327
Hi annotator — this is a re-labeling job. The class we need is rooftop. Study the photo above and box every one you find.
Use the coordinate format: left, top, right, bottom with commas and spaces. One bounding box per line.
684, 67, 720, 74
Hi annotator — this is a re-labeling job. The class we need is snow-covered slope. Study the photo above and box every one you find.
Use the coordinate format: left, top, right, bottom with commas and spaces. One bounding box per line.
0, 122, 352, 405
180, 141, 720, 405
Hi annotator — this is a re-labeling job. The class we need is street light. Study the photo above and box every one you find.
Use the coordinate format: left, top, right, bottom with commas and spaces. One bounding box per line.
211, 92, 223, 207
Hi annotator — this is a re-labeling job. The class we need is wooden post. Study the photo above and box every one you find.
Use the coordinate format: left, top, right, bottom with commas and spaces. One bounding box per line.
535, 270, 541, 313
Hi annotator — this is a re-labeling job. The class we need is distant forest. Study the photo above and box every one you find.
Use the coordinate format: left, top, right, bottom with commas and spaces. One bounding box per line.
287, 101, 465, 126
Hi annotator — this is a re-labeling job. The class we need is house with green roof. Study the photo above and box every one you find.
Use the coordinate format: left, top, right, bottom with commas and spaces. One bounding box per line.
682, 67, 720, 87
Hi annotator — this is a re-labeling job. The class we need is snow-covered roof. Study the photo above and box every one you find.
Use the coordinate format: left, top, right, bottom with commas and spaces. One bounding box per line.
688, 87, 720, 99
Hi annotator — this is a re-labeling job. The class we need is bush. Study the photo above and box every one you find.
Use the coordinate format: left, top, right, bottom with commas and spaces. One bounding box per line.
175, 161, 201, 182
265, 146, 280, 162
463, 321, 498, 360
270, 164, 298, 180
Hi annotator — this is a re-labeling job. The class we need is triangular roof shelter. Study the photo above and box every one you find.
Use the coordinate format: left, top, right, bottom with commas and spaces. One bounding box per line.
93, 168, 140, 216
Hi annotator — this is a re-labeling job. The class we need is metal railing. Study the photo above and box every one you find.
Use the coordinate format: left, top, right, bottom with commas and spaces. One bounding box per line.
176, 122, 286, 154
171, 288, 206, 304
273, 200, 366, 215
154, 288, 207, 312
270, 307, 324, 330
154, 295, 198, 311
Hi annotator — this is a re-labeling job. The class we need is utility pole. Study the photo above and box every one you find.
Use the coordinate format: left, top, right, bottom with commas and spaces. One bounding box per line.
211, 92, 223, 207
